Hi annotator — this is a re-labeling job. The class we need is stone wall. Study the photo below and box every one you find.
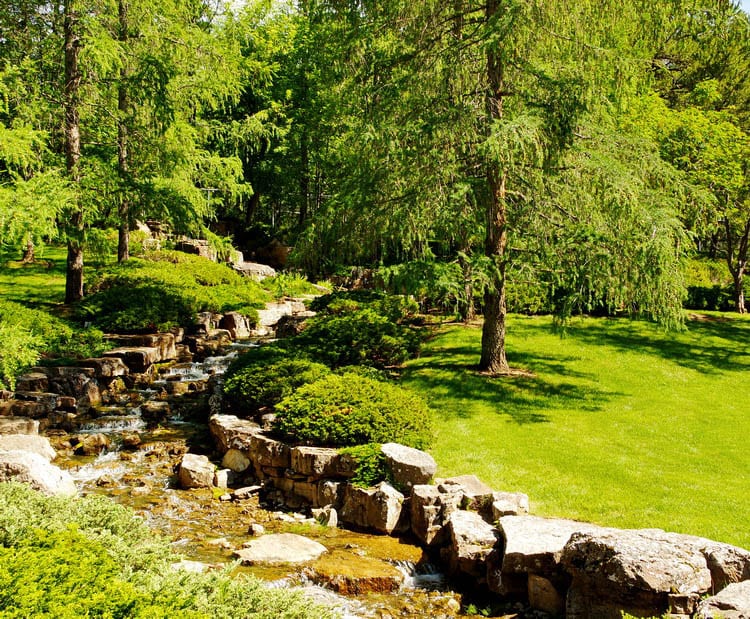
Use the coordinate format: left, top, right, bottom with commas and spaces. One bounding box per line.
207, 413, 750, 619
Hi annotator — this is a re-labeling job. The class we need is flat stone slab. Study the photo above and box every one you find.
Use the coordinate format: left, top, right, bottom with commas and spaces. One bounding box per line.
77, 357, 129, 377
381, 442, 437, 488
233, 533, 327, 565
0, 417, 39, 435
103, 347, 161, 373
0, 449, 77, 495
0, 434, 56, 461
209, 414, 262, 453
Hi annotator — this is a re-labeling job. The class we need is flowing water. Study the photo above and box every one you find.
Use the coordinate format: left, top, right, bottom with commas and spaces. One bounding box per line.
54, 343, 472, 619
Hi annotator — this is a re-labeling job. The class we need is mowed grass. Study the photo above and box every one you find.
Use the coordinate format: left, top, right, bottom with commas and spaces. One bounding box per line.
402, 314, 750, 549
0, 247, 68, 308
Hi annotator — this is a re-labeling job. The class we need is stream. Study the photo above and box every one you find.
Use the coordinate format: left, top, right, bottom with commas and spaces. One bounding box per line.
51, 343, 482, 619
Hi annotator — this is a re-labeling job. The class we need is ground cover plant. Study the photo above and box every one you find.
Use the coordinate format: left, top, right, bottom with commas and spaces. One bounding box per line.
0, 483, 332, 619
402, 313, 750, 549
78, 250, 271, 332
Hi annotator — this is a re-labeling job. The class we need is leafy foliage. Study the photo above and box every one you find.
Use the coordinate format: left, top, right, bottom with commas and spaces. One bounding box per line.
0, 299, 104, 389
223, 357, 331, 415
339, 443, 388, 488
273, 373, 433, 449
78, 251, 270, 332
0, 483, 332, 619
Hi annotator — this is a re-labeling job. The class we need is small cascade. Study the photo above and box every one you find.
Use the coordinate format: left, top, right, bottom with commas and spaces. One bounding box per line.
393, 560, 448, 591
77, 415, 146, 434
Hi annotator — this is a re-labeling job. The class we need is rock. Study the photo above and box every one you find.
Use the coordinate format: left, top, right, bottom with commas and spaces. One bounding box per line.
103, 347, 161, 373
381, 442, 437, 488
175, 238, 217, 262
121, 431, 141, 449
171, 559, 212, 574
209, 414, 262, 453
213, 468, 232, 488
248, 523, 265, 536
77, 357, 129, 378
0, 417, 39, 435
0, 449, 77, 495
14, 372, 49, 392
221, 448, 251, 473
443, 509, 500, 581
256, 300, 306, 328
441, 474, 495, 515
72, 433, 111, 456
561, 528, 714, 619
233, 261, 277, 281
528, 574, 565, 616
0, 434, 56, 461
410, 483, 463, 547
291, 446, 343, 479
695, 580, 750, 619
249, 433, 290, 470
306, 550, 404, 594
232, 485, 262, 500
340, 482, 405, 535
219, 312, 253, 339
274, 313, 313, 338
178, 453, 215, 489
313, 505, 339, 528
140, 401, 171, 424
491, 491, 530, 519
672, 533, 750, 590
233, 533, 327, 565
11, 392, 59, 416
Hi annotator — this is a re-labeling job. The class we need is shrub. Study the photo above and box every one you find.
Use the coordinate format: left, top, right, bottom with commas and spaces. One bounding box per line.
292, 308, 423, 368
310, 290, 419, 324
223, 357, 331, 415
262, 272, 326, 298
0, 483, 333, 619
78, 251, 270, 332
273, 373, 433, 449
339, 443, 388, 487
0, 300, 105, 388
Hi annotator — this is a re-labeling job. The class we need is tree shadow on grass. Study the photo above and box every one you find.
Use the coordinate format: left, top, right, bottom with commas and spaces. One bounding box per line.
404, 342, 621, 426
0, 257, 67, 309
565, 316, 750, 375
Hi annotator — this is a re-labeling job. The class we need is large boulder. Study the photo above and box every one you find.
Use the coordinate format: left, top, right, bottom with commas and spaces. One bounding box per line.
209, 414, 262, 453
219, 312, 253, 340
77, 357, 130, 378
221, 448, 251, 473
695, 580, 750, 619
561, 528, 714, 619
443, 509, 500, 581
103, 347, 160, 374
291, 446, 345, 480
381, 443, 437, 488
0, 434, 56, 461
0, 450, 77, 495
340, 482, 404, 534
233, 533, 327, 565
410, 483, 463, 547
0, 417, 39, 435
672, 533, 750, 590
178, 453, 215, 489
441, 474, 495, 515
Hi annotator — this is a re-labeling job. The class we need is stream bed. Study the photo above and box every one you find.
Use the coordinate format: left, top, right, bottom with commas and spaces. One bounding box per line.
50, 346, 487, 619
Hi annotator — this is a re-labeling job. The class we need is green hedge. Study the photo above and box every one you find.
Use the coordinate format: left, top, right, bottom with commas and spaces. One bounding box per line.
273, 373, 433, 449
78, 251, 270, 332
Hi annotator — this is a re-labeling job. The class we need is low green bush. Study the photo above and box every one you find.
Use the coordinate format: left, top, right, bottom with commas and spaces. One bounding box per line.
262, 272, 326, 298
292, 308, 423, 368
310, 290, 419, 324
0, 483, 332, 619
0, 299, 105, 389
273, 373, 433, 449
78, 251, 270, 332
339, 443, 388, 487
223, 357, 331, 415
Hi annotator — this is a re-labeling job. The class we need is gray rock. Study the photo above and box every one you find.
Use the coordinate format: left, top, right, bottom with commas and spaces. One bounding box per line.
0, 417, 39, 435
103, 347, 161, 373
444, 509, 500, 581
0, 449, 77, 495
209, 414, 262, 453
381, 442, 437, 488
14, 372, 49, 392
232, 485, 262, 500
219, 312, 253, 339
491, 491, 529, 519
441, 474, 495, 514
0, 434, 56, 461
171, 559, 212, 573
340, 482, 404, 534
249, 432, 290, 469
233, 533, 327, 565
695, 580, 750, 619
410, 483, 462, 547
233, 261, 277, 281
291, 446, 343, 479
178, 453, 215, 489
77, 357, 130, 378
213, 468, 233, 489
671, 533, 750, 590
221, 448, 251, 473
561, 528, 714, 619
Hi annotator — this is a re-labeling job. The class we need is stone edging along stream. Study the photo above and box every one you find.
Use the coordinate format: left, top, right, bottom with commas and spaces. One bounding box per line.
1, 303, 749, 619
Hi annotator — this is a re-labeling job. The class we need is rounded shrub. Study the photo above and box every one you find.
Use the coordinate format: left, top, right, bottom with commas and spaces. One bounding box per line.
223, 357, 331, 414
273, 373, 433, 449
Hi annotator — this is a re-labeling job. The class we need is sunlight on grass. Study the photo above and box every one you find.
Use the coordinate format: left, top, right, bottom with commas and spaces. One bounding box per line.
403, 314, 750, 548
0, 247, 68, 308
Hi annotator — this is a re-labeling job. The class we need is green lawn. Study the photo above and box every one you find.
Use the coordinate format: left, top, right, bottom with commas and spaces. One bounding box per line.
0, 246, 69, 309
402, 314, 750, 549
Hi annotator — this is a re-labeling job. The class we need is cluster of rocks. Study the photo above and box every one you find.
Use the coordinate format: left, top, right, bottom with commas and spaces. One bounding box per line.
0, 417, 76, 495
191, 413, 750, 619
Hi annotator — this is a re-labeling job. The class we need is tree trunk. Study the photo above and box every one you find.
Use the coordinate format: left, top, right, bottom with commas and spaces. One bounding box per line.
733, 272, 746, 314
21, 238, 34, 263
117, 0, 130, 262
479, 0, 510, 374
64, 0, 84, 304
725, 216, 750, 314
458, 252, 476, 322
